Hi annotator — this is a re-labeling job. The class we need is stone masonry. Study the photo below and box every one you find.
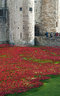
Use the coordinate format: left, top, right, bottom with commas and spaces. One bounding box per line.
0, 0, 60, 46
7, 0, 34, 46
35, 0, 58, 34
0, 0, 8, 44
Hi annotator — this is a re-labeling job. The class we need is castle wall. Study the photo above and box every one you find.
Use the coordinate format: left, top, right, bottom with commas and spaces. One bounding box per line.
2, 0, 5, 7
0, 0, 2, 7
58, 0, 60, 33
7, 0, 23, 44
35, 0, 58, 34
35, 0, 60, 46
7, 0, 34, 46
40, 0, 57, 33
0, 20, 8, 43
34, 0, 42, 24
22, 0, 34, 45
0, 0, 8, 44
0, 0, 59, 46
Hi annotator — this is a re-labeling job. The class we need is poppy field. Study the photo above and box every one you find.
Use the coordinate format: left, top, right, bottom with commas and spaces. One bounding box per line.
0, 44, 60, 96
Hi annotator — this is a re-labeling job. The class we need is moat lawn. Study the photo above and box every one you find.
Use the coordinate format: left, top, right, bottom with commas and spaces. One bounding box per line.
6, 75, 60, 96
0, 44, 60, 96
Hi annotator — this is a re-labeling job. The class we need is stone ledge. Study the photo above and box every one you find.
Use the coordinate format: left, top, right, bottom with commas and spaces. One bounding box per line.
35, 36, 60, 46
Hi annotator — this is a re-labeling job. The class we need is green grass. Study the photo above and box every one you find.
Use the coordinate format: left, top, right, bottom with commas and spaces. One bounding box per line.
0, 55, 7, 57
23, 57, 60, 64
54, 61, 60, 64
5, 75, 60, 96
23, 57, 53, 63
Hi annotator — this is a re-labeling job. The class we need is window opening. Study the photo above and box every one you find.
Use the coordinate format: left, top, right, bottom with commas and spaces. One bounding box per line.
0, 7, 8, 22
20, 7, 22, 11
0, 0, 8, 23
0, 9, 3, 16
29, 8, 32, 11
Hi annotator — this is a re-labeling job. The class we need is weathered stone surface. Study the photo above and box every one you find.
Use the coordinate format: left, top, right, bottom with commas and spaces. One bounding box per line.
35, 0, 58, 34
35, 36, 60, 46
7, 0, 34, 46
0, 19, 8, 44
40, 0, 57, 33
0, 0, 60, 46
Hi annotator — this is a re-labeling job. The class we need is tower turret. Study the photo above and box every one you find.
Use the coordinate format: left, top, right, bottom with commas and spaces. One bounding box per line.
41, 0, 57, 33
7, 0, 34, 46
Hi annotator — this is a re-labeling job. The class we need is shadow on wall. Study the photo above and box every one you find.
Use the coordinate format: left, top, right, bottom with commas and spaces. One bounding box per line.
34, 37, 39, 46
35, 24, 45, 36
35, 24, 40, 36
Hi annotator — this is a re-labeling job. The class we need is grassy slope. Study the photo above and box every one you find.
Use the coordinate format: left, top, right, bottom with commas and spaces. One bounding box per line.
6, 76, 60, 96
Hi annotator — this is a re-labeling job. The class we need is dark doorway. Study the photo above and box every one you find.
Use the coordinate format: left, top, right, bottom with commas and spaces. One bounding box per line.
35, 24, 40, 36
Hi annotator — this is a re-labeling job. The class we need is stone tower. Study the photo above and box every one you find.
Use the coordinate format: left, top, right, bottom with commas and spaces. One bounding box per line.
41, 0, 58, 33
0, 0, 60, 46
57, 0, 60, 33
7, 0, 34, 46
35, 0, 58, 34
